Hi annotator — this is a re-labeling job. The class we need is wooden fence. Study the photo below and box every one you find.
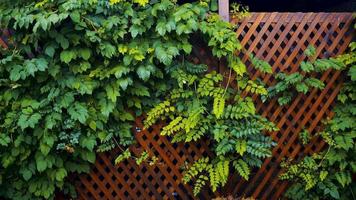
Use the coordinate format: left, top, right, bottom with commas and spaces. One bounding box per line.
52, 12, 352, 199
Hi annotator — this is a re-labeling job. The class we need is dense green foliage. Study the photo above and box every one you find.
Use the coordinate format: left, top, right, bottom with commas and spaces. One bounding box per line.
0, 0, 251, 199
280, 41, 356, 200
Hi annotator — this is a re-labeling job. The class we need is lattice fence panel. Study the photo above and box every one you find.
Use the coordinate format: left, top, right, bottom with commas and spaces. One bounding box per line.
72, 13, 354, 200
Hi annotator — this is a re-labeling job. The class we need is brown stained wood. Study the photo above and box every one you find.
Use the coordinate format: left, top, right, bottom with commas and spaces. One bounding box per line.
72, 13, 354, 200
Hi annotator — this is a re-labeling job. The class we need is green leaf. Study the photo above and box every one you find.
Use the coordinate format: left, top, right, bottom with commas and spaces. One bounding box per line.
55, 34, 69, 49
79, 48, 91, 60
135, 151, 149, 165
304, 78, 325, 89
99, 98, 115, 117
20, 168, 32, 181
89, 121, 96, 130
55, 168, 67, 182
45, 46, 55, 57
35, 58, 48, 71
155, 46, 171, 65
250, 54, 272, 73
319, 170, 328, 181
99, 42, 116, 58
105, 83, 120, 102
235, 139, 247, 156
233, 159, 250, 180
9, 65, 22, 81
213, 96, 225, 119
70, 11, 81, 23
68, 103, 88, 124
304, 45, 316, 57
348, 65, 356, 81
82, 151, 96, 163
60, 50, 76, 64
80, 135, 97, 151
59, 92, 75, 108
114, 149, 131, 165
156, 20, 167, 36
300, 61, 314, 72
295, 82, 309, 94
335, 135, 354, 150
230, 57, 246, 76
0, 134, 11, 146
18, 111, 41, 130
36, 158, 47, 172
182, 43, 192, 54
136, 66, 151, 81
335, 171, 352, 187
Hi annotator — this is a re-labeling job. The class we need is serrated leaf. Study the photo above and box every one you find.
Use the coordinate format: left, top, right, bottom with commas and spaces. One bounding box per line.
18, 112, 41, 130
80, 135, 97, 151
156, 21, 166, 36
300, 61, 314, 72
82, 151, 96, 163
137, 66, 151, 81
99, 98, 115, 117
105, 83, 120, 102
68, 103, 88, 124
296, 82, 309, 94
59, 92, 75, 108
0, 134, 11, 146
60, 50, 76, 64
304, 45, 316, 57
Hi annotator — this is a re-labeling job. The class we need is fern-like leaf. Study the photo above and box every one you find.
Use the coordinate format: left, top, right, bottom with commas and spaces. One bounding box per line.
213, 96, 225, 119
233, 159, 250, 180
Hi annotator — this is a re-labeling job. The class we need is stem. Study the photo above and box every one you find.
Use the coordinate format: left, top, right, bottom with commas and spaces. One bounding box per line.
82, 16, 98, 32
223, 66, 232, 97
350, 186, 356, 200
318, 146, 331, 167
112, 136, 125, 152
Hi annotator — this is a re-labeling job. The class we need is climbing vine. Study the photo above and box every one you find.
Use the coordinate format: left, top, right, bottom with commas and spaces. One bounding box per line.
0, 0, 353, 199
262, 45, 345, 105
144, 67, 278, 195
280, 39, 356, 200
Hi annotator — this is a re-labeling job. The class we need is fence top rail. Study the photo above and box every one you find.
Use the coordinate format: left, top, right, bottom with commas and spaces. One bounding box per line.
231, 12, 354, 23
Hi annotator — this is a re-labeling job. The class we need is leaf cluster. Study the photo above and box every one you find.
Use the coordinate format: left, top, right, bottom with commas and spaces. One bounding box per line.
144, 63, 278, 194
264, 46, 345, 105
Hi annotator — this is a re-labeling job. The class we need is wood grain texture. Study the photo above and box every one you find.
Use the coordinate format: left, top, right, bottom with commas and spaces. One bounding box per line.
70, 13, 354, 200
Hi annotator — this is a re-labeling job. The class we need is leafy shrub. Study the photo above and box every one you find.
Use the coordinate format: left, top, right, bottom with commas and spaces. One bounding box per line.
0, 0, 246, 199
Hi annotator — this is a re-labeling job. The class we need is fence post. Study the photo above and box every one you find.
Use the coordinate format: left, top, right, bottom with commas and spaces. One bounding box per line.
218, 0, 229, 21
